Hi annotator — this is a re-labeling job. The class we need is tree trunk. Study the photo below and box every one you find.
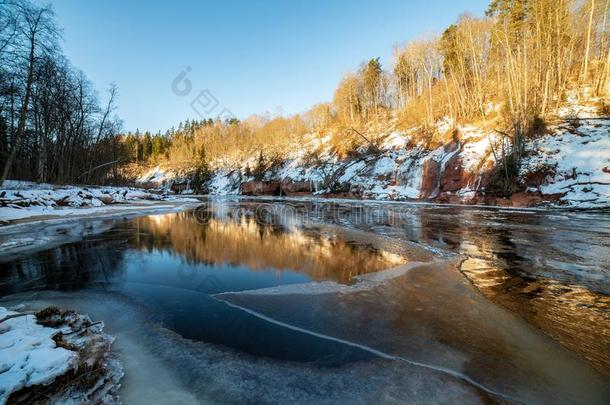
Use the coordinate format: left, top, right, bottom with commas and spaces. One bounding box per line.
582, 0, 595, 83
1, 36, 36, 186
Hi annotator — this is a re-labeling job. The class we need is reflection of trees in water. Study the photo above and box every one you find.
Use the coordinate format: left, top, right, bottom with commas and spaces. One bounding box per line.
417, 208, 464, 250
304, 202, 610, 377
462, 252, 610, 378
129, 209, 403, 283
455, 212, 610, 378
0, 240, 127, 295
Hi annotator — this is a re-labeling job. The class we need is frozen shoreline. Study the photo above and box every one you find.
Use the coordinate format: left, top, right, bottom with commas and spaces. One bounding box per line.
0, 290, 492, 404
0, 182, 202, 258
198, 193, 610, 213
0, 201, 201, 260
0, 180, 201, 225
0, 199, 200, 227
0, 305, 122, 404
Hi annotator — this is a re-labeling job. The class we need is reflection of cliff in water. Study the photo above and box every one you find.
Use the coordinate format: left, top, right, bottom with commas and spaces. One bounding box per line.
461, 254, 610, 378
217, 260, 610, 404
0, 239, 127, 295
278, 201, 610, 378
1, 201, 608, 380
129, 207, 404, 283
413, 209, 610, 378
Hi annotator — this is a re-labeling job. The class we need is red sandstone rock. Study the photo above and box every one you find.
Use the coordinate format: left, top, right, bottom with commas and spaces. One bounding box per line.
495, 198, 512, 207
434, 193, 462, 204
420, 159, 441, 199
510, 192, 542, 207
280, 180, 313, 195
240, 181, 281, 195
522, 166, 556, 187
440, 155, 469, 192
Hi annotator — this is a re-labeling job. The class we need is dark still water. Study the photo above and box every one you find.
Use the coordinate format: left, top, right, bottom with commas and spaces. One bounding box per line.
0, 199, 609, 404
0, 205, 407, 366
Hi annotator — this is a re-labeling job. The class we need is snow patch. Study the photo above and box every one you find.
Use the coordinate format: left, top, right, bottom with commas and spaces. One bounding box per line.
0, 308, 77, 403
0, 183, 197, 223
521, 119, 610, 208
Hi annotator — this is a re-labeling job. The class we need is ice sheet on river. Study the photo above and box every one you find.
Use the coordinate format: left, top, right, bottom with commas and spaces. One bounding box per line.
2, 291, 490, 404
216, 261, 610, 404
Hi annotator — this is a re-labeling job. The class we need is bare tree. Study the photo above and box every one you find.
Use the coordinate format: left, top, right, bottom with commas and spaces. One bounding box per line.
1, 0, 57, 185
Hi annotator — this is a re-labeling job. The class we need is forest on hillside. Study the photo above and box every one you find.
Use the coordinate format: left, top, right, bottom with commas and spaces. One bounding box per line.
1, 0, 609, 187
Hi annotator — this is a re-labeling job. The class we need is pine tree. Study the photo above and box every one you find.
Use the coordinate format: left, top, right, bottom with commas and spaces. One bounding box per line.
191, 145, 211, 193
361, 57, 382, 118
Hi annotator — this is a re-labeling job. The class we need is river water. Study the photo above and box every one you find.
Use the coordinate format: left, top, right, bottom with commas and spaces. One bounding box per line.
0, 198, 608, 404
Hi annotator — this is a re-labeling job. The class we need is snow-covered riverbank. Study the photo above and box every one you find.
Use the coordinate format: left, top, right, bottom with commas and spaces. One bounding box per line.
0, 305, 122, 404
0, 181, 200, 224
136, 116, 610, 210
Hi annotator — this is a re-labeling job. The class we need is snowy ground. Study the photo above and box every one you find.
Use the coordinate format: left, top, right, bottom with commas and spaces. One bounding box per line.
0, 308, 76, 403
520, 119, 610, 209
0, 306, 122, 404
0, 181, 200, 223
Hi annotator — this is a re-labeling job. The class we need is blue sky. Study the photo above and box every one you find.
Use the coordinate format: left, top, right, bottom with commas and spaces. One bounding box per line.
52, 0, 489, 133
